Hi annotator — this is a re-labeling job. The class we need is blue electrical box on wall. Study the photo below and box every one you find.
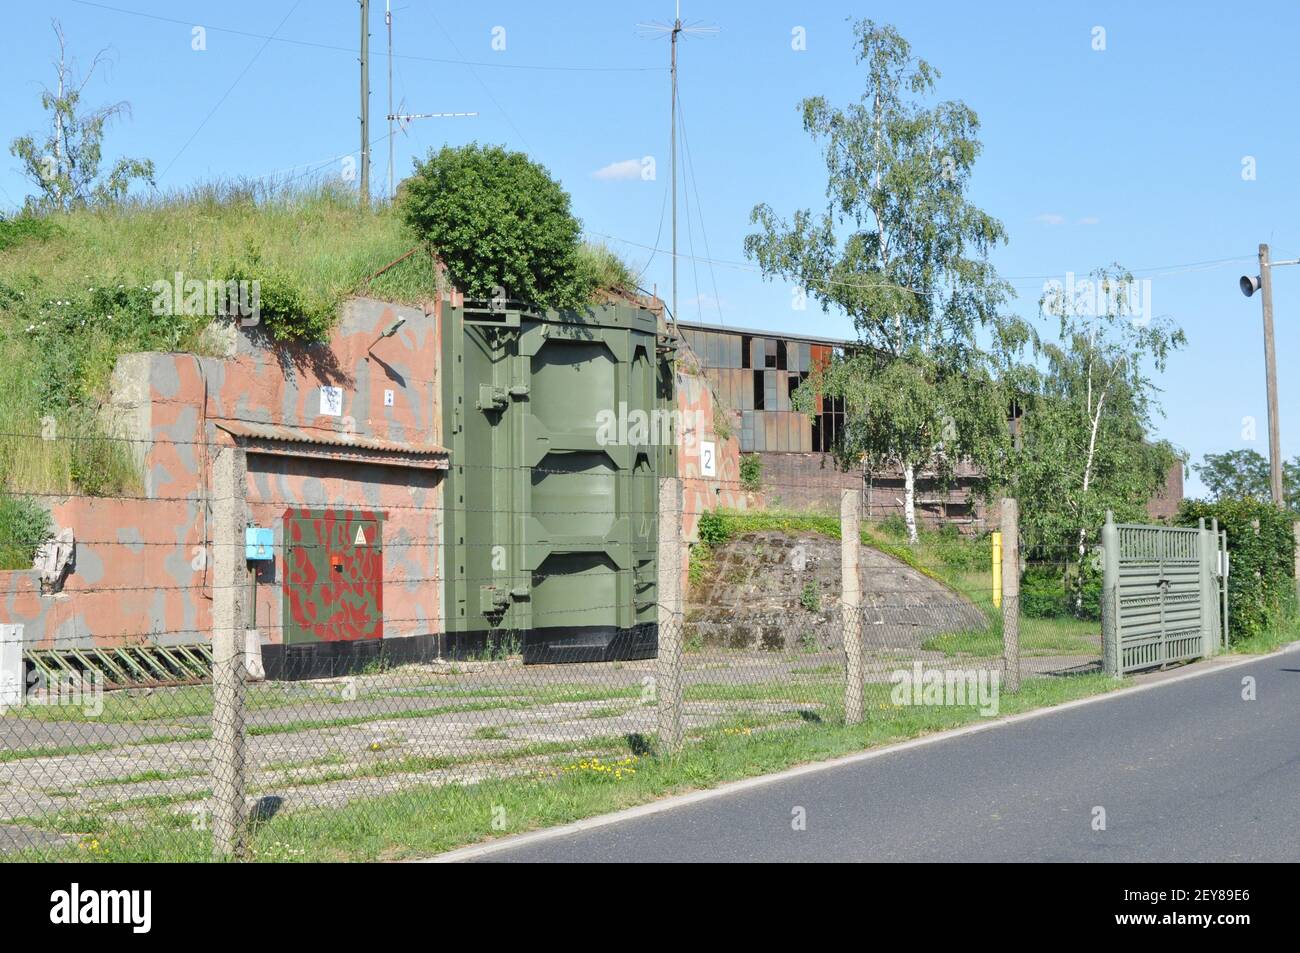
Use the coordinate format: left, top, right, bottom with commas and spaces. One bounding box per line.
245, 526, 274, 561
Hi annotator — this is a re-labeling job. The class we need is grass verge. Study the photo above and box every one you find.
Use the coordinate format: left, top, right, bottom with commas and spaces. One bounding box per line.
5, 672, 1120, 862
1227, 612, 1300, 655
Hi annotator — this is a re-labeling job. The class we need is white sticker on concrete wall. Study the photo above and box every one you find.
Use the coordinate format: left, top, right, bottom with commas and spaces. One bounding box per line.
319, 386, 343, 417
700, 440, 716, 477
384, 388, 395, 407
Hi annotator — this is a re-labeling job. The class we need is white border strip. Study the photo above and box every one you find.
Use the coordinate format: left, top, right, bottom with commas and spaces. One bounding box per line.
423, 642, 1300, 863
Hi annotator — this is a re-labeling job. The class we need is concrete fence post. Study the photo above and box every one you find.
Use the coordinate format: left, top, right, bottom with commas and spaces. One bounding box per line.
0, 624, 23, 708
1101, 511, 1120, 677
991, 531, 1003, 609
841, 489, 864, 725
656, 477, 683, 754
999, 498, 1020, 693
211, 444, 248, 860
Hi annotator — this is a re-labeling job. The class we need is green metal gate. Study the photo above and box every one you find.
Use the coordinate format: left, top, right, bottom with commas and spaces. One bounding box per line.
1101, 512, 1224, 675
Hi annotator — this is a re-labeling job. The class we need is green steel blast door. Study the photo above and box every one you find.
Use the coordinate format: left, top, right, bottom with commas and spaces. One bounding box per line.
440, 303, 674, 663
283, 509, 384, 645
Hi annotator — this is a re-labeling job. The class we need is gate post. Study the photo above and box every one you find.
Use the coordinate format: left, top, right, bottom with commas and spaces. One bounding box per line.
1211, 518, 1224, 652
1101, 511, 1120, 677
1292, 521, 1300, 606
1198, 518, 1218, 658
1221, 528, 1230, 650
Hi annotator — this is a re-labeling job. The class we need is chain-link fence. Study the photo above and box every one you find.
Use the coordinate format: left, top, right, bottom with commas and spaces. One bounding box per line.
0, 430, 1119, 861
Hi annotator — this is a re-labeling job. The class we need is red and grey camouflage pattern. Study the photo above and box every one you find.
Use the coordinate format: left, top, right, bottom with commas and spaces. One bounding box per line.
282, 508, 384, 643
0, 297, 760, 653
0, 297, 448, 652
673, 338, 757, 590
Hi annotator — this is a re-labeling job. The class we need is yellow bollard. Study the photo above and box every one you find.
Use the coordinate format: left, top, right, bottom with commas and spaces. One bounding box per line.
992, 531, 1003, 609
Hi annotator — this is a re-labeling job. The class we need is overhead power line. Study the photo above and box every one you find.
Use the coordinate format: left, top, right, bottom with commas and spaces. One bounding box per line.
587, 231, 1273, 300
64, 0, 1288, 299
158, 0, 302, 182
427, 7, 530, 151
71, 0, 665, 72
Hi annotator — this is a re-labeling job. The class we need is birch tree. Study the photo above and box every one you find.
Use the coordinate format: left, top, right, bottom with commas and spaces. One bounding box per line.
9, 20, 154, 213
744, 19, 1016, 541
1016, 265, 1184, 606
793, 346, 1012, 538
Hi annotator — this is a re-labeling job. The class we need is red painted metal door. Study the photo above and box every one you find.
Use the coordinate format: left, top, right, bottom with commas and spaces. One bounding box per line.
283, 509, 384, 644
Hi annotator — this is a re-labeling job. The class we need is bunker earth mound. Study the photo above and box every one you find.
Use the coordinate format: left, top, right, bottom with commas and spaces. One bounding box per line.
686, 531, 988, 652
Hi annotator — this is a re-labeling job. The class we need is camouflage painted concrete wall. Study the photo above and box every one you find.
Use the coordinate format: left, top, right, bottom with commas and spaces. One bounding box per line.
1, 300, 790, 651
0, 297, 448, 651
244, 455, 441, 645
675, 341, 755, 542
673, 338, 757, 592
0, 497, 202, 650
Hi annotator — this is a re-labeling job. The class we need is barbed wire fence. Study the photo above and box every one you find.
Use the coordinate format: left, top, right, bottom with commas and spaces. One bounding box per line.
0, 427, 1118, 861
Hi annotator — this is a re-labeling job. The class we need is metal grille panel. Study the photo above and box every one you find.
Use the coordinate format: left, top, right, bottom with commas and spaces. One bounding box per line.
1105, 520, 1217, 675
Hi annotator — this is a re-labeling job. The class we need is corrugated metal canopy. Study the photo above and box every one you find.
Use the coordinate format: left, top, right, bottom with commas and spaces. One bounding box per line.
214, 420, 449, 469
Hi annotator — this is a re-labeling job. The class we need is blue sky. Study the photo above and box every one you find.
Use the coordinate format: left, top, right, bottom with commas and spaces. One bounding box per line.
4, 1, 1300, 496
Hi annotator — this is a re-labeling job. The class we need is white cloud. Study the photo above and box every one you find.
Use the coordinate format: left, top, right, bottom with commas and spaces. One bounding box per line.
1035, 213, 1066, 226
682, 293, 728, 313
1078, 216, 1101, 226
592, 159, 644, 181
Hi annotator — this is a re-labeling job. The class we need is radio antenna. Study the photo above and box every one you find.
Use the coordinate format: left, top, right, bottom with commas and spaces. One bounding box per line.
637, 4, 717, 327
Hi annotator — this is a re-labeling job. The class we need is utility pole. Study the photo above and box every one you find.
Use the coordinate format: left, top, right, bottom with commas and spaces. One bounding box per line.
359, 0, 370, 207
386, 0, 393, 200
1240, 243, 1299, 509
1259, 244, 1283, 507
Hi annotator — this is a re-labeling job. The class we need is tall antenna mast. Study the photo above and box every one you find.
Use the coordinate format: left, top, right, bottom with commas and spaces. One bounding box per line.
386, 3, 478, 183
359, 0, 370, 207
671, 11, 679, 328
638, 4, 716, 328
386, 0, 394, 199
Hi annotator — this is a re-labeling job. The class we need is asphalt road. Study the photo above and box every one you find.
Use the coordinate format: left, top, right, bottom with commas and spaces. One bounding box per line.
473, 646, 1300, 862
